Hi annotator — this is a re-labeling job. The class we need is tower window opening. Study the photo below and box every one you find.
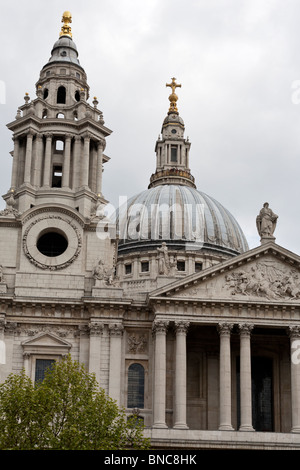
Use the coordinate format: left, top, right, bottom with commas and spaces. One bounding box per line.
73, 111, 78, 121
42, 109, 48, 119
52, 165, 63, 188
75, 90, 80, 102
56, 112, 65, 119
171, 146, 178, 163
55, 140, 64, 151
57, 86, 66, 104
43, 88, 49, 99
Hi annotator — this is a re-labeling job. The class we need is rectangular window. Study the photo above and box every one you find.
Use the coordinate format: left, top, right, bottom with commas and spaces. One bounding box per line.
141, 261, 149, 272
195, 262, 203, 272
177, 260, 185, 271
171, 146, 178, 163
35, 359, 55, 383
125, 264, 132, 275
52, 165, 63, 188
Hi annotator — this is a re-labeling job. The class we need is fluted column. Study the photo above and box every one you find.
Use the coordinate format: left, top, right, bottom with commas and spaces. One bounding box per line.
174, 320, 189, 429
82, 133, 90, 188
72, 136, 81, 189
289, 326, 300, 432
153, 320, 169, 428
88, 322, 103, 384
62, 134, 72, 189
43, 133, 52, 187
108, 323, 124, 405
24, 131, 34, 184
239, 323, 254, 431
34, 134, 44, 187
96, 140, 104, 195
10, 136, 20, 189
218, 323, 234, 430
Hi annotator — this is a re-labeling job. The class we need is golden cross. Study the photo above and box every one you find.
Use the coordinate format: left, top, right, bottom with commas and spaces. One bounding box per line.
166, 78, 181, 112
166, 77, 181, 94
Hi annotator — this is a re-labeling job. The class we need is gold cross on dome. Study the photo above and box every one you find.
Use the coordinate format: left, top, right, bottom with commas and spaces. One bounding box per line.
166, 78, 181, 113
166, 77, 181, 94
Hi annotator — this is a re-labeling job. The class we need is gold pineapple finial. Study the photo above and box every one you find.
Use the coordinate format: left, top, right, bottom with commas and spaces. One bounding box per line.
166, 77, 181, 113
60, 11, 72, 38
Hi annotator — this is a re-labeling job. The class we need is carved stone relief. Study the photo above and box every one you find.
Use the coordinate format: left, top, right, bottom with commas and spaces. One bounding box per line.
127, 332, 147, 353
224, 261, 300, 300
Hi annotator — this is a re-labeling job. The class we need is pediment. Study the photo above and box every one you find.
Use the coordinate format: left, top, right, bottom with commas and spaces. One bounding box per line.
150, 242, 300, 304
22, 332, 71, 354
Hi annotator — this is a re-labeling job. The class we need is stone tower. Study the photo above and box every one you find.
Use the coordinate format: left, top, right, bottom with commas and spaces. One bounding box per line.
0, 12, 116, 300
4, 10, 111, 218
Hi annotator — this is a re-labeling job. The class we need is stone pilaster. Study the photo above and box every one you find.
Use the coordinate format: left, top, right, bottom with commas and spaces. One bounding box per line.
108, 323, 124, 405
88, 321, 103, 384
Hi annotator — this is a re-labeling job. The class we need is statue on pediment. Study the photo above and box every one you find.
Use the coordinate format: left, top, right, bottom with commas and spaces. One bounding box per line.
256, 202, 278, 240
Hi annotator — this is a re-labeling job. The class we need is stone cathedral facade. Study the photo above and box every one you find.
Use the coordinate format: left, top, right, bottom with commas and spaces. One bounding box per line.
1, 12, 300, 450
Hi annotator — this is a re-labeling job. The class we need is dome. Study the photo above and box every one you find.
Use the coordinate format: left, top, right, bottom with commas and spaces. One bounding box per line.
44, 36, 82, 68
117, 184, 249, 257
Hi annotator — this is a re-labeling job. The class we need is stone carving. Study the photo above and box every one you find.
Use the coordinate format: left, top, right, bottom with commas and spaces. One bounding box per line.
0, 191, 19, 218
225, 262, 300, 300
157, 242, 170, 275
128, 333, 147, 353
93, 259, 117, 286
256, 202, 278, 239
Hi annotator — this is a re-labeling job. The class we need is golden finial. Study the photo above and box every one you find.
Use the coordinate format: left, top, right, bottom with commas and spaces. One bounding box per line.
60, 11, 72, 38
166, 77, 181, 113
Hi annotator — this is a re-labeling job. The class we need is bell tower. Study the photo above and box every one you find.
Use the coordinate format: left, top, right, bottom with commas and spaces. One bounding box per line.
3, 11, 112, 218
149, 78, 195, 189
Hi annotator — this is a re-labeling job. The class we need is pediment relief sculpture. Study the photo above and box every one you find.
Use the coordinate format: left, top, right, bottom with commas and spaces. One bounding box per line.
225, 261, 300, 301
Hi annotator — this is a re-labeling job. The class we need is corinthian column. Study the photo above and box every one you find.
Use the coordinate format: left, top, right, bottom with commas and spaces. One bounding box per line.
152, 320, 169, 428
174, 321, 189, 429
96, 140, 104, 195
24, 131, 34, 184
82, 133, 90, 188
289, 326, 300, 432
11, 136, 20, 189
239, 323, 254, 431
62, 134, 72, 189
218, 323, 234, 430
43, 133, 52, 187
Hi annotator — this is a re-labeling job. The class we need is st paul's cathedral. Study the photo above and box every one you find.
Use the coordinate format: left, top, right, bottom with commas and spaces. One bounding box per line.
1, 12, 300, 450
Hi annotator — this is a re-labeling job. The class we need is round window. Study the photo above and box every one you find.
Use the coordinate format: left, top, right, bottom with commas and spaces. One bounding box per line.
37, 232, 68, 257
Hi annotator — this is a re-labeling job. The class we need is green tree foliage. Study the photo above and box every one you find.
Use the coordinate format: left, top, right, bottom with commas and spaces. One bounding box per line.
0, 355, 150, 450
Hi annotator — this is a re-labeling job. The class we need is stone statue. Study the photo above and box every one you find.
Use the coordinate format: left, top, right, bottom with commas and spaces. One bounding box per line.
256, 202, 278, 240
157, 242, 170, 275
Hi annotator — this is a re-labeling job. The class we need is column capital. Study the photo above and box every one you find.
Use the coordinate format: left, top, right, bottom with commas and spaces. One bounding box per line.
88, 321, 104, 336
45, 132, 53, 140
109, 323, 124, 337
238, 323, 254, 336
152, 319, 169, 335
288, 325, 300, 340
175, 320, 190, 335
217, 322, 234, 336
65, 133, 73, 141
83, 131, 91, 141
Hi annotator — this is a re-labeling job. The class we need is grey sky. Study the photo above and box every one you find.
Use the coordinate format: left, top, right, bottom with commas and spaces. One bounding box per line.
0, 0, 299, 253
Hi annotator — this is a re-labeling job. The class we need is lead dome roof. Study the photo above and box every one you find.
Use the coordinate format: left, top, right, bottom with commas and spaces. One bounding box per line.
117, 184, 249, 256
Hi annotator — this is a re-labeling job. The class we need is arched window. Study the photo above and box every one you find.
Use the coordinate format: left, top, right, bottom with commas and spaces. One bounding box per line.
56, 112, 65, 119
127, 363, 145, 409
75, 90, 80, 102
57, 86, 66, 104
43, 88, 49, 99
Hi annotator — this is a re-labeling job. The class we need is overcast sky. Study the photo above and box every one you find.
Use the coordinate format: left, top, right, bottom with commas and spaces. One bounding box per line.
0, 0, 300, 254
